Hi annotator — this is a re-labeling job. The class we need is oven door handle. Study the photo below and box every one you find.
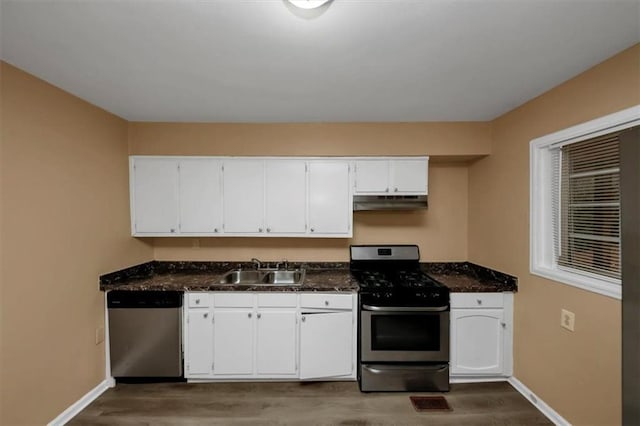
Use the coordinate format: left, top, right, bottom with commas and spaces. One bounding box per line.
363, 364, 449, 373
362, 304, 449, 312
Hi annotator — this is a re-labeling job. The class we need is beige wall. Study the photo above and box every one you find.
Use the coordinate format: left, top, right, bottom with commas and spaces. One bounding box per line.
128, 121, 492, 157
130, 122, 486, 262
0, 63, 154, 425
469, 44, 640, 425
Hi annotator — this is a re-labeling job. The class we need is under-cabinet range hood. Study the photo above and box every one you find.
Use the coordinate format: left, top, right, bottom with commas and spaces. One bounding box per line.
353, 195, 428, 211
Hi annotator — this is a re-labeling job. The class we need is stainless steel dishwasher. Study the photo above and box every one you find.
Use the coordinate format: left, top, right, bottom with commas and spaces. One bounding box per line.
107, 291, 183, 378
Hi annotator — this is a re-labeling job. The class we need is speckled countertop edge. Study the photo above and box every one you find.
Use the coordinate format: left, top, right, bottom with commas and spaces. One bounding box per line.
100, 261, 516, 293
100, 261, 358, 292
422, 262, 518, 292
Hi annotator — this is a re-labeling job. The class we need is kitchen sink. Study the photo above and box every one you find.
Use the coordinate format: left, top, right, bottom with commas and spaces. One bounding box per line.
218, 270, 264, 284
218, 269, 305, 286
262, 270, 305, 284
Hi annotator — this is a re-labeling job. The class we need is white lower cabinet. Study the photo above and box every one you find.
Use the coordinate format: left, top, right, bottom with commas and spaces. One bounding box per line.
256, 310, 298, 376
213, 309, 254, 376
299, 312, 353, 379
185, 309, 214, 376
450, 292, 513, 379
184, 292, 356, 381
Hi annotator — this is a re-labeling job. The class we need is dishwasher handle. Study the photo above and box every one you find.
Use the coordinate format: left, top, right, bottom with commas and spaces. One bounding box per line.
107, 291, 183, 309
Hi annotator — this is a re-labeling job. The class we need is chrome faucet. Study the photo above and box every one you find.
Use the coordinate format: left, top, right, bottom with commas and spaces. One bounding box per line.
251, 258, 262, 270
282, 259, 289, 270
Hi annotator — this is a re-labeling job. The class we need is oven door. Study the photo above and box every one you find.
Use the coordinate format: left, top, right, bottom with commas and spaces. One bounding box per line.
361, 307, 449, 362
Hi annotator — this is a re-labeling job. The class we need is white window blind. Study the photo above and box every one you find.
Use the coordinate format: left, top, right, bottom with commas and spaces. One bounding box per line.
551, 133, 621, 281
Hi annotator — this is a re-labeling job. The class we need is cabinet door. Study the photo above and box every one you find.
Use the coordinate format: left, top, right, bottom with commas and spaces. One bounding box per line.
185, 309, 213, 377
222, 160, 265, 234
451, 309, 504, 375
390, 159, 428, 194
256, 310, 297, 375
131, 158, 179, 234
299, 312, 353, 379
179, 159, 222, 234
213, 309, 254, 375
265, 161, 307, 234
354, 160, 389, 193
308, 162, 351, 235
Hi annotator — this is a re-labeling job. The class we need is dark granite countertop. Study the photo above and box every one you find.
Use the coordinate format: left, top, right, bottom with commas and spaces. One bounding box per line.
100, 260, 516, 293
100, 261, 358, 292
422, 262, 517, 293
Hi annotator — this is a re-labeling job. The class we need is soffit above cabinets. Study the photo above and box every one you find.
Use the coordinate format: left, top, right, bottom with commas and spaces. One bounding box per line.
2, 1, 638, 122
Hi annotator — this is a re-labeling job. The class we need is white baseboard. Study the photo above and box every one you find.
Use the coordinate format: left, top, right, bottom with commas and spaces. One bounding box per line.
508, 376, 571, 426
47, 379, 111, 426
450, 376, 509, 384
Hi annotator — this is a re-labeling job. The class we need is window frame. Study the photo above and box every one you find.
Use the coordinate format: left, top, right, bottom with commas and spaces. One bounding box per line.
530, 105, 640, 300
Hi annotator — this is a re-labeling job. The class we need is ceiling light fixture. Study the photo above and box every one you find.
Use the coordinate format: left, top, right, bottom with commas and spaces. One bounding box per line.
287, 0, 332, 10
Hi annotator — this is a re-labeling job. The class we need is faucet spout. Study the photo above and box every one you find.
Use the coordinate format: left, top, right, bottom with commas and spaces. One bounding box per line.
250, 258, 262, 270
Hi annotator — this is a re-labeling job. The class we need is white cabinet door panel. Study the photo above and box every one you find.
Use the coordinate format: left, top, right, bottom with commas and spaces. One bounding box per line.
185, 309, 213, 376
257, 311, 297, 375
132, 158, 179, 234
300, 312, 353, 379
179, 159, 222, 233
354, 160, 389, 193
451, 309, 504, 375
213, 310, 254, 375
265, 161, 307, 234
391, 159, 428, 194
308, 162, 351, 235
223, 160, 264, 233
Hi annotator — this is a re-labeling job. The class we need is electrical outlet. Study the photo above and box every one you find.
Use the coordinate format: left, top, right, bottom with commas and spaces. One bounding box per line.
561, 309, 575, 332
192, 238, 200, 249
95, 327, 105, 345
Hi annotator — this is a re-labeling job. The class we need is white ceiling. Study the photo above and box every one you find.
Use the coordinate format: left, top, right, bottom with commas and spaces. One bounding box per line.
1, 0, 639, 122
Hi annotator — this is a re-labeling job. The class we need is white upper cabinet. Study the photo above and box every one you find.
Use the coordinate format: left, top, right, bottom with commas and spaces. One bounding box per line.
265, 160, 307, 234
133, 156, 435, 237
354, 160, 389, 193
308, 161, 352, 236
222, 159, 265, 234
131, 157, 179, 234
391, 159, 428, 194
354, 157, 428, 195
179, 159, 222, 234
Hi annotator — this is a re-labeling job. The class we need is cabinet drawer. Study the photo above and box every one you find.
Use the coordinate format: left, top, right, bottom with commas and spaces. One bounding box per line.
451, 293, 503, 309
214, 293, 254, 308
187, 293, 211, 308
257, 293, 298, 307
300, 293, 353, 310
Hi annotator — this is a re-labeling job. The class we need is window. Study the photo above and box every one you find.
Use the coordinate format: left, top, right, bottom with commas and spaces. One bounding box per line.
530, 106, 640, 299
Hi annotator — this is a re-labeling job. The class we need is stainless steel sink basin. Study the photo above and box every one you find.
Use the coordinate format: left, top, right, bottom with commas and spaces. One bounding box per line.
262, 270, 305, 284
218, 269, 305, 286
218, 270, 264, 285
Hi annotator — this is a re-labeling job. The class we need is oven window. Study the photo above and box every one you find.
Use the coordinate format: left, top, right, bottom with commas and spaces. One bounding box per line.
371, 314, 440, 351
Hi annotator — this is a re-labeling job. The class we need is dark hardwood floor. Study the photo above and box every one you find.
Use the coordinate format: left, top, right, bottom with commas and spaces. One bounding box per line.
70, 381, 552, 425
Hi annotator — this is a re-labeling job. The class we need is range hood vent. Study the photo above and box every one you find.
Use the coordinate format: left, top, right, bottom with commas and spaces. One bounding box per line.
353, 195, 428, 211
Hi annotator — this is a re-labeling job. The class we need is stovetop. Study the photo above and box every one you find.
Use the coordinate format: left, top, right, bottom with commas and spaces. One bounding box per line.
351, 268, 449, 308
350, 244, 449, 308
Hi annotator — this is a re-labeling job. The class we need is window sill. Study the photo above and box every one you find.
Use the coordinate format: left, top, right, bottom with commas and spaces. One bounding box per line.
531, 265, 621, 300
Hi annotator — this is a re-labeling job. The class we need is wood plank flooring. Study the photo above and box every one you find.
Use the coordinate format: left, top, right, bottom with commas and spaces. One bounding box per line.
70, 381, 552, 425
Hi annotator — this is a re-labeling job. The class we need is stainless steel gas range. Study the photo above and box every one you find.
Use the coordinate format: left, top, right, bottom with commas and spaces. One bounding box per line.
350, 245, 450, 392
